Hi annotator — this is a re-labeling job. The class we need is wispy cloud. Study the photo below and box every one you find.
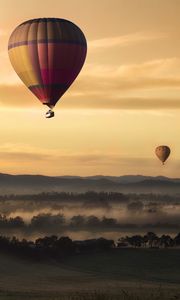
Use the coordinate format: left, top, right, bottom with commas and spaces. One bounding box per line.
1, 58, 180, 110
0, 143, 134, 165
89, 32, 167, 50
0, 147, 178, 177
0, 143, 153, 166
0, 142, 179, 177
64, 97, 180, 110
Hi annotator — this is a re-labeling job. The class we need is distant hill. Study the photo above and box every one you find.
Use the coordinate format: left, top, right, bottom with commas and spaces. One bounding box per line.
84, 175, 180, 183
0, 173, 180, 195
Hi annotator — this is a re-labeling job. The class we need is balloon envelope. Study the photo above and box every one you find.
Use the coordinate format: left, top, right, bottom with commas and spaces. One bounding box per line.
155, 145, 171, 164
8, 18, 87, 108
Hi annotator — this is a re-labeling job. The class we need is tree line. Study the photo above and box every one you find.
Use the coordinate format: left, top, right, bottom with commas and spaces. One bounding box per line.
0, 213, 180, 233
0, 235, 114, 260
0, 191, 178, 204
117, 232, 180, 248
0, 232, 180, 261
0, 191, 128, 203
0, 213, 180, 232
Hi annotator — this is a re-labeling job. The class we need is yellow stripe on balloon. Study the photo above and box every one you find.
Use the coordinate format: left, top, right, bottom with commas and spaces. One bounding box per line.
9, 46, 39, 87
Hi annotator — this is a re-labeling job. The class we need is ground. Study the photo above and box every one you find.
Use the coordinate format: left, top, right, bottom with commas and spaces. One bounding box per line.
0, 248, 180, 299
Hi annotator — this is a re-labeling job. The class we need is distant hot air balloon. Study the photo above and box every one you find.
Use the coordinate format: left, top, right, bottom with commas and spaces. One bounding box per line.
155, 145, 171, 165
8, 18, 87, 118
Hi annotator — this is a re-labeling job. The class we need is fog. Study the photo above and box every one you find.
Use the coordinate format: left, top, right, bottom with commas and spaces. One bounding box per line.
0, 192, 180, 240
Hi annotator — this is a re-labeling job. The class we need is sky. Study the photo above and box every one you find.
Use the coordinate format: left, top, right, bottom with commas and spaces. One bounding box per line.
0, 0, 180, 176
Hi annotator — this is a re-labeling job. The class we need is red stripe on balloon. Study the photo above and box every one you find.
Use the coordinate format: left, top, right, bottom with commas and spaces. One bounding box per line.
36, 43, 86, 85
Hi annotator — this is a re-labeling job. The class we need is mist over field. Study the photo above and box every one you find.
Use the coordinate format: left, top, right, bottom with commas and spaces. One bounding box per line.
0, 191, 180, 240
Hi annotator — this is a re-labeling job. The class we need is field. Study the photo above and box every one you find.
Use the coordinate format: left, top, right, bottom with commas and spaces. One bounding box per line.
0, 248, 180, 299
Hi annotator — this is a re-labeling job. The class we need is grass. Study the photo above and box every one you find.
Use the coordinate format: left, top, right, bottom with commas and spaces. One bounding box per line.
0, 289, 180, 300
0, 248, 180, 299
61, 248, 180, 284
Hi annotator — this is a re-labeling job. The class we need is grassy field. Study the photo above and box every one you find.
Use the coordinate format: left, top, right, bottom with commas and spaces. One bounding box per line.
0, 248, 180, 299
62, 248, 180, 284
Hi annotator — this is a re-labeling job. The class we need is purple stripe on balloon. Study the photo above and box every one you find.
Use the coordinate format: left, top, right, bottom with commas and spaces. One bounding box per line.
8, 39, 87, 50
29, 83, 69, 90
35, 43, 86, 86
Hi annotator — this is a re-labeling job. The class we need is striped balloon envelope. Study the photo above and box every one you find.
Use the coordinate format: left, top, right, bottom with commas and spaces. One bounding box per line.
8, 18, 87, 114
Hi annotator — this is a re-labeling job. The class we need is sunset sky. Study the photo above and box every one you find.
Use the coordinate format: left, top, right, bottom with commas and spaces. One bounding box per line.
1, 0, 180, 176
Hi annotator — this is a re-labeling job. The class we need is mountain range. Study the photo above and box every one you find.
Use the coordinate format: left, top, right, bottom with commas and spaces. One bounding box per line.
0, 173, 180, 195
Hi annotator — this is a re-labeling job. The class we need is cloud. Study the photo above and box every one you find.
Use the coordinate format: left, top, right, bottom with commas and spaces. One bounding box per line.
65, 98, 180, 110
78, 58, 180, 89
0, 152, 49, 161
0, 149, 121, 165
0, 143, 120, 165
0, 143, 147, 166
1, 58, 180, 110
88, 32, 166, 50
0, 142, 174, 167
0, 142, 179, 176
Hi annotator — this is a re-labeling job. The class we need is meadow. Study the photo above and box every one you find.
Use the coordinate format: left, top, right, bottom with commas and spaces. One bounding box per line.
0, 248, 180, 299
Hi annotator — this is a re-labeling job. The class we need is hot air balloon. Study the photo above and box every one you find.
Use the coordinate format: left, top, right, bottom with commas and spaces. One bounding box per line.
8, 18, 87, 118
155, 145, 171, 165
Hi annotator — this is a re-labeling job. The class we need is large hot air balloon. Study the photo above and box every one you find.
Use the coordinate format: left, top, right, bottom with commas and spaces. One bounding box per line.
155, 145, 171, 165
8, 18, 87, 118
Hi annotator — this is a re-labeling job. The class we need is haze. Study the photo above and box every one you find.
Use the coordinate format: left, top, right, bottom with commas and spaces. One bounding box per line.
0, 0, 180, 176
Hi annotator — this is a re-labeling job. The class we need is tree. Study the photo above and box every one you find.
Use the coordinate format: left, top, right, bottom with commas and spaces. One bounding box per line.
174, 233, 180, 246
144, 232, 158, 248
160, 235, 173, 248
